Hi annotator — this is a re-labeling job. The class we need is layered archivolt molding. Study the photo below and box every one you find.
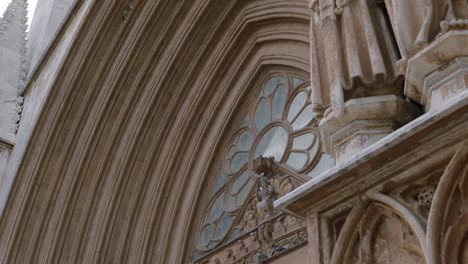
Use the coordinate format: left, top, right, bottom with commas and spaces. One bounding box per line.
0, 0, 314, 263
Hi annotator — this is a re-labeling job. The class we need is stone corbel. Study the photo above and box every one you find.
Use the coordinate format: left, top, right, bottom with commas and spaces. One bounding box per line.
319, 95, 420, 163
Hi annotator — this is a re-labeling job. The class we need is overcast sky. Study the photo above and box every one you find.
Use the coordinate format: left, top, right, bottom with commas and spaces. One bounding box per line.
0, 0, 39, 32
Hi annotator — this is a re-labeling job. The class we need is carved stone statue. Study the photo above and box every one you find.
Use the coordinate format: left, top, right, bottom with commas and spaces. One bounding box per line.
252, 156, 274, 177
383, 0, 448, 60
279, 177, 295, 196
256, 174, 276, 219
242, 203, 257, 232
257, 221, 274, 256
311, 0, 403, 117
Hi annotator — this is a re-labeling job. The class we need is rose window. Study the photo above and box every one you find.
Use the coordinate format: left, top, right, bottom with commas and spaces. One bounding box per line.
196, 73, 333, 253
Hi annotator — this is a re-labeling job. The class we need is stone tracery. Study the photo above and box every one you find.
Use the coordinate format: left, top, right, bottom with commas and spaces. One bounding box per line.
195, 73, 333, 261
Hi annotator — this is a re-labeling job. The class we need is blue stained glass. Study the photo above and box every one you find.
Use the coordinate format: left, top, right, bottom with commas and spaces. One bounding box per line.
292, 133, 315, 150
228, 228, 241, 242
293, 77, 305, 89
207, 193, 225, 223
286, 152, 308, 170
292, 105, 315, 130
254, 98, 270, 132
279, 76, 288, 85
230, 170, 250, 195
228, 145, 237, 158
272, 85, 288, 120
238, 131, 253, 150
264, 76, 277, 95
213, 214, 235, 240
241, 115, 250, 128
231, 152, 248, 172
287, 92, 307, 122
199, 224, 214, 246
212, 172, 228, 194
309, 139, 319, 160
254, 126, 288, 162
235, 179, 255, 207
226, 194, 237, 211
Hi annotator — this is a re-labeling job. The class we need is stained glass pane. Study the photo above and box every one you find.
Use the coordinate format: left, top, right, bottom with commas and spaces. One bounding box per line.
231, 152, 248, 172
279, 76, 288, 85
241, 115, 250, 128
264, 76, 277, 95
293, 77, 304, 89
272, 84, 288, 120
212, 172, 228, 194
213, 214, 235, 240
199, 224, 214, 247
207, 193, 225, 223
254, 126, 288, 162
228, 228, 241, 242
292, 105, 314, 130
228, 145, 237, 158
238, 131, 253, 150
254, 98, 270, 132
286, 152, 308, 170
309, 139, 319, 159
287, 92, 307, 122
230, 170, 250, 195
226, 194, 236, 211
236, 179, 255, 207
292, 133, 315, 150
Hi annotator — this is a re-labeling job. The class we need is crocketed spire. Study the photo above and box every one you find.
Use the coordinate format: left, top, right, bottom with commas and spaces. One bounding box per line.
0, 0, 28, 142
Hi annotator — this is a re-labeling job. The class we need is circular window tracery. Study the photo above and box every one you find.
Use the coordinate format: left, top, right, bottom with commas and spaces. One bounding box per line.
197, 73, 332, 252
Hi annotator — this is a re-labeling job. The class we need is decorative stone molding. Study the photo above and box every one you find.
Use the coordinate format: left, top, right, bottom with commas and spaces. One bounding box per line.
276, 91, 468, 264
422, 57, 468, 111
319, 95, 420, 163
405, 31, 468, 110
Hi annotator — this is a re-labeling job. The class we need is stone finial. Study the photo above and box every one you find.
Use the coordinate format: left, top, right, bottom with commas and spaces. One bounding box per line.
252, 156, 274, 177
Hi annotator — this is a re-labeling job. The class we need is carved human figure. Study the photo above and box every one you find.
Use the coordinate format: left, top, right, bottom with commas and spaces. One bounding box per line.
311, 0, 402, 117
243, 203, 257, 232
383, 0, 448, 60
257, 222, 274, 256
280, 177, 295, 196
256, 174, 275, 219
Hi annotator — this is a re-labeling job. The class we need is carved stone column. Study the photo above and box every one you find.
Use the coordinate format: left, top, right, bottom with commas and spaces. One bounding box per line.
405, 30, 468, 111
319, 95, 419, 164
